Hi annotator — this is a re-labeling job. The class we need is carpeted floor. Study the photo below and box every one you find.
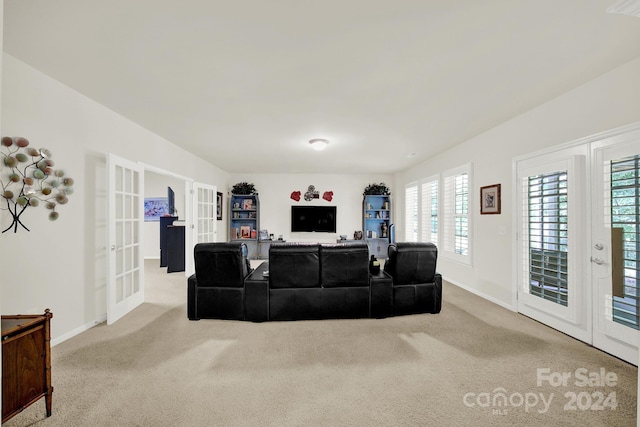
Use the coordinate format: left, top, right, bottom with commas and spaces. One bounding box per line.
5, 260, 637, 426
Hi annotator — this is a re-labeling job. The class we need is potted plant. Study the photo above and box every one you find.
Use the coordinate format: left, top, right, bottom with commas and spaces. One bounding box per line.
231, 182, 257, 195
363, 183, 390, 195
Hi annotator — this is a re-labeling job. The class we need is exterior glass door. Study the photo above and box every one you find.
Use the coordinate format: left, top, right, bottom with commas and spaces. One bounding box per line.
516, 146, 589, 343
592, 130, 640, 364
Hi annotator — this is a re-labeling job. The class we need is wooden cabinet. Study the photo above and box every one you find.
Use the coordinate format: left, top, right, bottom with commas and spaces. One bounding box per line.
159, 215, 178, 267
2, 309, 53, 423
166, 224, 186, 273
363, 195, 392, 259
229, 194, 260, 259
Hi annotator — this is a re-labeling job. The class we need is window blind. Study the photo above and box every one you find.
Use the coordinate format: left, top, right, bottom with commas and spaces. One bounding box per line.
443, 167, 470, 262
610, 155, 640, 330
405, 184, 418, 242
421, 179, 438, 245
527, 171, 568, 306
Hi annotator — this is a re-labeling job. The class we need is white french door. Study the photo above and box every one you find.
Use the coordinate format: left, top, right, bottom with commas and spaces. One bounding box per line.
107, 154, 144, 325
193, 182, 217, 244
516, 123, 640, 365
516, 145, 590, 343
184, 182, 217, 276
591, 129, 640, 364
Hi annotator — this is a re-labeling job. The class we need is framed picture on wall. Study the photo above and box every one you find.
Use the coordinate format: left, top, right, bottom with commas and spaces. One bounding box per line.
217, 192, 223, 220
480, 184, 501, 215
144, 197, 170, 221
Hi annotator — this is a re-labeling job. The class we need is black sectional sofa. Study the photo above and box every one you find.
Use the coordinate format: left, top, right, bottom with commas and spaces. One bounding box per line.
187, 241, 442, 322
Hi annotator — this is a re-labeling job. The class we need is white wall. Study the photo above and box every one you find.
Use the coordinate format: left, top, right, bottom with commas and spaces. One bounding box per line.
0, 54, 230, 342
396, 56, 640, 308
227, 173, 394, 243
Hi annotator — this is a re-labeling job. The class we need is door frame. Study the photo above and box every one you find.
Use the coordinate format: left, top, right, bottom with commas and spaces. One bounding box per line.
141, 163, 194, 277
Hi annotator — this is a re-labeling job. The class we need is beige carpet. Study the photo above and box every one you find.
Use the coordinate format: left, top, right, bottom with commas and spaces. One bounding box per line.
5, 260, 637, 426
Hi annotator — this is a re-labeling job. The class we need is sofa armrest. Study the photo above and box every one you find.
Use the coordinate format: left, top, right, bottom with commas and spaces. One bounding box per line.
433, 273, 442, 314
187, 274, 198, 320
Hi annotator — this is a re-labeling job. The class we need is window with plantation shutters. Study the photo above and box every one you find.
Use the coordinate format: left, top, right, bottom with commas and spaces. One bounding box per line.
405, 177, 439, 244
442, 164, 472, 265
527, 171, 569, 306
610, 154, 640, 330
421, 179, 438, 245
405, 183, 418, 242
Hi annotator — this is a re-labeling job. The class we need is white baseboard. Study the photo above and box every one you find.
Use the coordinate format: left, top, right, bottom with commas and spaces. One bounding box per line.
51, 314, 107, 347
443, 277, 516, 312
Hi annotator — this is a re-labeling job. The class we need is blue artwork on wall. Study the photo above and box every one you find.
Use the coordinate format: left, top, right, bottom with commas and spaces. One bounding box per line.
144, 197, 169, 221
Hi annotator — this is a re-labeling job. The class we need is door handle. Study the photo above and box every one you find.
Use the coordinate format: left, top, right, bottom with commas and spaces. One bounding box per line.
590, 257, 606, 265
594, 243, 604, 250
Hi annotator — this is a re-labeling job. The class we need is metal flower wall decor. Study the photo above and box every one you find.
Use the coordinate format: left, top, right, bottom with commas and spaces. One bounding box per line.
1, 136, 75, 233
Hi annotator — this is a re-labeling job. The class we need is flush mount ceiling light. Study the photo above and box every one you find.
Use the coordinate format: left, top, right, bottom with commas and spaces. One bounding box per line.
309, 139, 329, 151
607, 0, 640, 17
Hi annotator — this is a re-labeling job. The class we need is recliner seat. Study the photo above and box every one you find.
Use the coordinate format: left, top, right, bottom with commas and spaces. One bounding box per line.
187, 242, 252, 320
384, 242, 442, 315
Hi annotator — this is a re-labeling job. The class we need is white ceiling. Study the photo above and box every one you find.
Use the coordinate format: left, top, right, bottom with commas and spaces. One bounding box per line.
4, 0, 640, 174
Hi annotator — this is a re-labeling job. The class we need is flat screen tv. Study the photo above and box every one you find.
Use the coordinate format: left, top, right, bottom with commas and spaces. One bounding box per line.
291, 206, 336, 233
167, 187, 175, 216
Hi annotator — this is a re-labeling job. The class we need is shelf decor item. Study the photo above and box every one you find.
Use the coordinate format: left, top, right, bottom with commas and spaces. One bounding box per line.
1, 136, 75, 233
231, 182, 257, 195
363, 182, 390, 195
242, 199, 254, 210
217, 192, 223, 220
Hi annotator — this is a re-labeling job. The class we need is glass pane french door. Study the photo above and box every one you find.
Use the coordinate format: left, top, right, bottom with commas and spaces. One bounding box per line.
517, 125, 640, 365
592, 131, 640, 364
107, 154, 144, 325
194, 183, 217, 244
516, 147, 590, 343
184, 182, 217, 276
